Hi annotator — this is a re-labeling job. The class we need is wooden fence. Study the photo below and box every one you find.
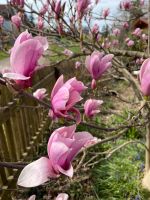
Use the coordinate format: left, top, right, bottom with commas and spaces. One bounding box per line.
0, 67, 56, 199
0, 60, 75, 200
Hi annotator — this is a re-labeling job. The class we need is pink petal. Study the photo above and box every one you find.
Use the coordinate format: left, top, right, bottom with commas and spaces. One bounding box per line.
34, 36, 48, 51
28, 195, 36, 200
10, 39, 44, 76
52, 87, 69, 112
3, 72, 30, 80
56, 193, 69, 200
13, 30, 32, 48
66, 90, 82, 110
48, 141, 69, 172
139, 58, 150, 82
17, 157, 57, 187
48, 125, 76, 151
51, 75, 64, 98
57, 163, 73, 177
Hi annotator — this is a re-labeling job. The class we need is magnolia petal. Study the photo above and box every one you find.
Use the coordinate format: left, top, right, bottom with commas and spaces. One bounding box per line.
51, 75, 64, 99
57, 163, 73, 178
56, 193, 69, 200
34, 36, 48, 51
3, 72, 30, 80
28, 195, 36, 200
52, 86, 69, 112
17, 157, 57, 187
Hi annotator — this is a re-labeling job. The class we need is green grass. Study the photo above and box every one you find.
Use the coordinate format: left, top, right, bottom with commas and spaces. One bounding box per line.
92, 140, 149, 200
0, 51, 8, 61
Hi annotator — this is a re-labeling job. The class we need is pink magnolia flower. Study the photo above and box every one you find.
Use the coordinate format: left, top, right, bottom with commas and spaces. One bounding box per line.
121, 0, 132, 10
136, 58, 144, 65
139, 58, 150, 96
40, 4, 49, 16
91, 79, 96, 89
127, 39, 134, 47
49, 75, 87, 123
11, 14, 21, 29
125, 37, 130, 43
11, 0, 24, 7
102, 8, 110, 19
91, 23, 99, 34
3, 30, 48, 88
56, 193, 69, 200
75, 61, 81, 69
140, 0, 144, 6
63, 49, 73, 57
112, 39, 119, 47
55, 0, 61, 19
17, 125, 94, 187
77, 0, 91, 19
141, 33, 148, 41
33, 88, 47, 100
0, 15, 4, 27
132, 28, 142, 37
85, 51, 114, 81
38, 16, 44, 30
84, 99, 103, 117
123, 22, 129, 29
112, 28, 121, 36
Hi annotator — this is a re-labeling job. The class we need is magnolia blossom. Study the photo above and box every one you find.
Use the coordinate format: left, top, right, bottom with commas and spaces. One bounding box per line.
102, 8, 110, 18
91, 23, 99, 34
40, 4, 49, 16
17, 125, 94, 187
141, 34, 148, 41
55, 0, 61, 19
85, 51, 114, 81
38, 16, 44, 30
120, 0, 132, 10
63, 49, 73, 57
136, 58, 144, 65
127, 39, 134, 47
75, 61, 81, 69
0, 15, 4, 27
11, 14, 21, 29
101, 38, 111, 49
140, 0, 144, 6
10, 0, 24, 7
33, 88, 47, 100
77, 0, 91, 19
123, 22, 129, 29
3, 30, 48, 88
112, 28, 121, 36
112, 39, 119, 47
84, 99, 103, 117
132, 28, 142, 37
49, 75, 87, 123
139, 58, 150, 96
91, 79, 96, 89
56, 193, 69, 200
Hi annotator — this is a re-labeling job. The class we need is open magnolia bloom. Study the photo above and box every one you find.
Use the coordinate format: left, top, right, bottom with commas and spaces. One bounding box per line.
139, 58, 150, 96
84, 99, 103, 117
49, 75, 87, 123
33, 88, 47, 100
3, 30, 48, 88
85, 51, 113, 88
17, 125, 95, 187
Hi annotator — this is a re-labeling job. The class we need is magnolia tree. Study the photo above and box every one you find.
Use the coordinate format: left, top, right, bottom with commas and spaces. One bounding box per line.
1, 0, 150, 198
